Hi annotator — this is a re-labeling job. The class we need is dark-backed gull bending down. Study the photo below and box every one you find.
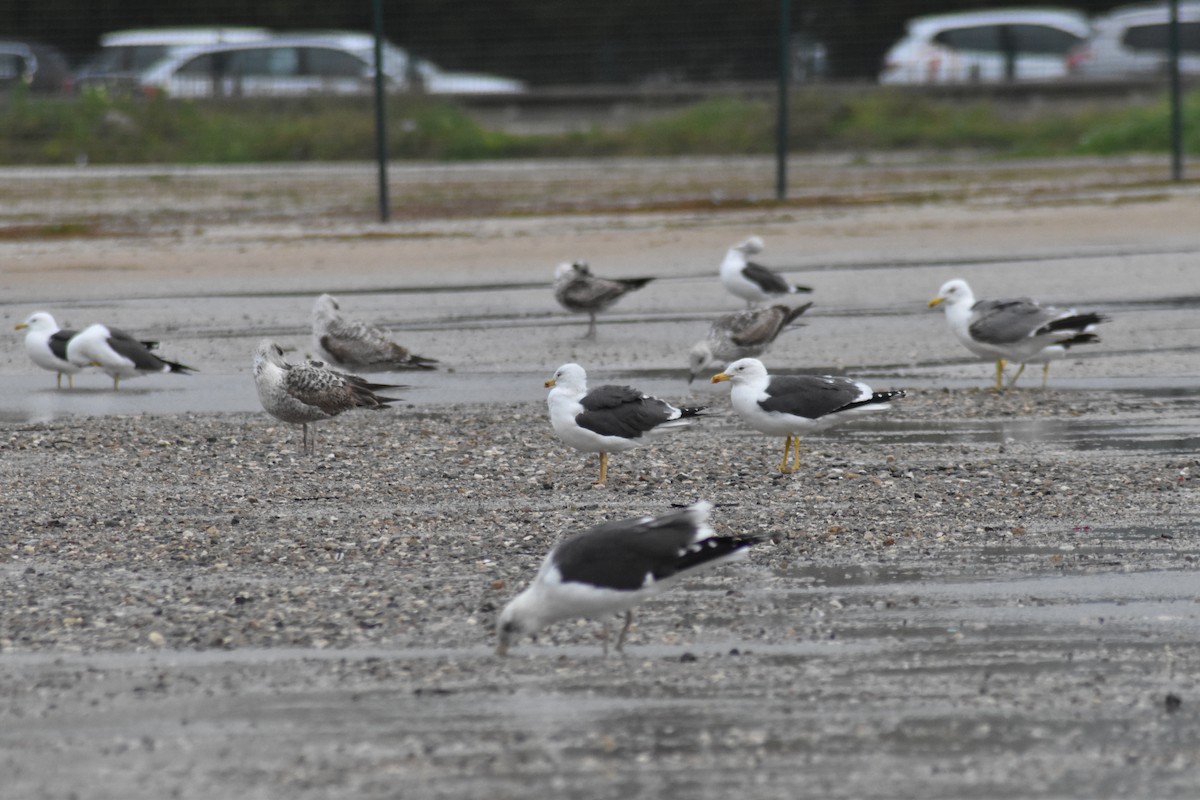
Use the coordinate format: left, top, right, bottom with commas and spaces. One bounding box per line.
66, 323, 193, 390
719, 236, 812, 307
311, 293, 437, 372
546, 363, 704, 485
929, 278, 1106, 391
253, 339, 405, 454
688, 302, 813, 383
496, 501, 760, 656
712, 357, 904, 474
553, 261, 654, 339
15, 312, 84, 389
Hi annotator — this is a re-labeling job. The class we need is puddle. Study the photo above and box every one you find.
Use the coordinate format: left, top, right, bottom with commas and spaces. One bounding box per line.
838, 416, 1200, 453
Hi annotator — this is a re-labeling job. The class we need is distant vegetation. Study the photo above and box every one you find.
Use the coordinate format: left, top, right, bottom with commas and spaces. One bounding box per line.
0, 86, 1196, 165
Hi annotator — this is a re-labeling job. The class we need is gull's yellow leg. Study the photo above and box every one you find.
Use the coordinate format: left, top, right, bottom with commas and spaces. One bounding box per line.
597, 452, 609, 485
994, 358, 1007, 391
1004, 362, 1027, 391
792, 435, 803, 471
113, 374, 120, 391
779, 435, 793, 473
1041, 362, 1050, 389
56, 372, 62, 390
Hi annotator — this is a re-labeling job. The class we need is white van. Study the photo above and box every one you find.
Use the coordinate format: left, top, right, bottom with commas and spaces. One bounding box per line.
1068, 2, 1200, 78
74, 27, 271, 92
880, 8, 1090, 84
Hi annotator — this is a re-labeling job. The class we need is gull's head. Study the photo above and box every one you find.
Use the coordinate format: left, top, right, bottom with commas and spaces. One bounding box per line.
546, 362, 587, 391
734, 236, 764, 256
495, 595, 534, 657
554, 261, 588, 282
15, 311, 57, 333
711, 357, 768, 385
929, 279, 974, 310
687, 342, 715, 384
253, 339, 289, 374
312, 293, 340, 321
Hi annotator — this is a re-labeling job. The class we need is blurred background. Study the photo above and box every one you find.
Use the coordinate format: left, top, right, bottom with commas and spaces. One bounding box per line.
0, 1, 1196, 218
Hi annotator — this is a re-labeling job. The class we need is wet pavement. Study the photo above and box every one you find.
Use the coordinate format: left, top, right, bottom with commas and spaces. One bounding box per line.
2, 166, 1200, 798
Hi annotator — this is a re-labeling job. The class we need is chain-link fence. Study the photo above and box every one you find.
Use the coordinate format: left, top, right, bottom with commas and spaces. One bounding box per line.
1, 1, 1195, 222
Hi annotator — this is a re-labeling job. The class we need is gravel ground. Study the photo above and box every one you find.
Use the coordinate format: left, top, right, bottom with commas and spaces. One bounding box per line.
2, 388, 1198, 799
3, 161, 1200, 799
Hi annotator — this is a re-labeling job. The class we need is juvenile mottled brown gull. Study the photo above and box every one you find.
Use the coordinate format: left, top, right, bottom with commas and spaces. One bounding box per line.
311, 293, 437, 372
712, 357, 904, 474
253, 339, 404, 454
719, 236, 812, 307
688, 302, 813, 383
66, 323, 194, 390
496, 501, 760, 656
928, 279, 1106, 391
553, 261, 654, 339
15, 312, 84, 389
546, 362, 704, 485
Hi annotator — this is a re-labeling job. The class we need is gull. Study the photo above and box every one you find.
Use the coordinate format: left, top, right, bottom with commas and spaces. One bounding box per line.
553, 261, 654, 339
66, 323, 194, 390
687, 302, 813, 383
545, 363, 704, 485
311, 294, 437, 372
253, 339, 405, 454
711, 357, 904, 474
928, 279, 1107, 391
719, 236, 812, 307
496, 501, 760, 656
15, 312, 84, 389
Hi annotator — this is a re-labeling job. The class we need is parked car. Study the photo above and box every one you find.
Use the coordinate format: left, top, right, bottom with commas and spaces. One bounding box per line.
880, 8, 1091, 84
73, 27, 272, 93
1067, 2, 1200, 78
134, 32, 525, 98
0, 40, 71, 93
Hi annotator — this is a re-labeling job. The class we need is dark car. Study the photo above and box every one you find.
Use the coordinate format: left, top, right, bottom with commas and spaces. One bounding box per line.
0, 40, 71, 93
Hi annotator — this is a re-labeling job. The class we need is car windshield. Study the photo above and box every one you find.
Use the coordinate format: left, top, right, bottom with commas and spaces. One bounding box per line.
83, 45, 172, 73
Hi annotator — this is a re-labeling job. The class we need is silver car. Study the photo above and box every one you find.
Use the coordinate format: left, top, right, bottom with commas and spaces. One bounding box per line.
880, 8, 1090, 84
137, 33, 525, 98
1067, 2, 1200, 78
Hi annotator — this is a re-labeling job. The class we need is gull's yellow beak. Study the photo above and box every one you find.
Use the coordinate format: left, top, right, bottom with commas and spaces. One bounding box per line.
711, 372, 731, 384
14, 323, 28, 330
928, 296, 946, 308
544, 378, 556, 388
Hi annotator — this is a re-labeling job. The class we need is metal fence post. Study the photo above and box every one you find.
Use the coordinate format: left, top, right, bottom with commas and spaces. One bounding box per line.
1169, 0, 1184, 181
372, 0, 391, 221
776, 0, 791, 200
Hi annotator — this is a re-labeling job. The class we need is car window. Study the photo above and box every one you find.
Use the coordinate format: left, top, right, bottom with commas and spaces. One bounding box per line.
0, 52, 26, 81
176, 53, 216, 77
1009, 24, 1081, 55
128, 45, 172, 71
933, 25, 1002, 52
1123, 22, 1200, 54
226, 47, 300, 77
303, 47, 366, 78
